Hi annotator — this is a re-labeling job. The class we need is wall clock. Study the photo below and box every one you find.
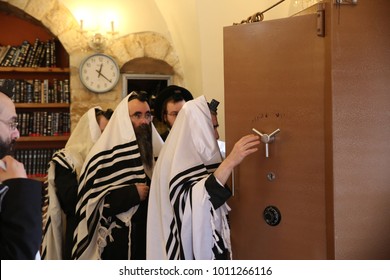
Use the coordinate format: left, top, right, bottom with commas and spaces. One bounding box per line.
79, 53, 120, 93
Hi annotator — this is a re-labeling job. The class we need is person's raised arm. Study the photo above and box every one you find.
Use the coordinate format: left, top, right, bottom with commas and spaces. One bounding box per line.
214, 134, 260, 185
0, 156, 27, 182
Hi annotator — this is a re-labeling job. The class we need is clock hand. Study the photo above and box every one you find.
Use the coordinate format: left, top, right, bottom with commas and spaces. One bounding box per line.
95, 63, 112, 82
98, 63, 103, 78
98, 72, 112, 83
96, 63, 103, 77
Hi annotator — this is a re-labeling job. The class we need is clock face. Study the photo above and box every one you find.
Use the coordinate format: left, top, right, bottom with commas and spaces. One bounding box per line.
79, 54, 120, 93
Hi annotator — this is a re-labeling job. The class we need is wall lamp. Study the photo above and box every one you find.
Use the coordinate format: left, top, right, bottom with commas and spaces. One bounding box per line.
79, 20, 119, 52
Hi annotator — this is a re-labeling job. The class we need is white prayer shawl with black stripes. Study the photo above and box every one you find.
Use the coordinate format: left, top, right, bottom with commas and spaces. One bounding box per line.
72, 94, 163, 260
147, 95, 231, 260
41, 107, 102, 260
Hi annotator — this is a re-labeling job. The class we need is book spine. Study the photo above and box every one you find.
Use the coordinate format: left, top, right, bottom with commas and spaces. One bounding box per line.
25, 80, 33, 103
43, 79, 49, 103
20, 80, 26, 103
33, 79, 41, 103
26, 38, 39, 67
38, 42, 47, 67
51, 39, 56, 67
58, 80, 64, 103
1, 46, 17, 66
0, 45, 11, 65
42, 111, 48, 136
10, 46, 21, 66
31, 41, 43, 67
52, 78, 58, 103
19, 40, 31, 67
45, 40, 51, 67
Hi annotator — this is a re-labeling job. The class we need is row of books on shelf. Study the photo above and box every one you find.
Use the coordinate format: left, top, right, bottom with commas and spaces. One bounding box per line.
7, 78, 70, 104
0, 38, 57, 68
15, 148, 57, 178
17, 112, 71, 137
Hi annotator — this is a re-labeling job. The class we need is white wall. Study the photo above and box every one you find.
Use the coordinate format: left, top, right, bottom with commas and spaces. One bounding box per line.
60, 0, 315, 139
194, 0, 293, 140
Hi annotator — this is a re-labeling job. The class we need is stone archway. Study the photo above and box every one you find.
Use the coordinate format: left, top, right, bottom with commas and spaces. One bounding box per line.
7, 0, 182, 72
6, 0, 184, 128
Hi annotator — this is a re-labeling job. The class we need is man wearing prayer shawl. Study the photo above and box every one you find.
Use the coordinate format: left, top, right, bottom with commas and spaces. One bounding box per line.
41, 107, 110, 260
72, 92, 163, 260
147, 95, 260, 260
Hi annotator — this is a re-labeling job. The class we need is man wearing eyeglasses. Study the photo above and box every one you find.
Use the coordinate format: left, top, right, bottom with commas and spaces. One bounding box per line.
72, 91, 163, 260
0, 81, 42, 259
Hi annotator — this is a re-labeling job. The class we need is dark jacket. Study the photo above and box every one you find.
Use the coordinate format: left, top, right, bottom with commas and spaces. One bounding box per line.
0, 178, 42, 260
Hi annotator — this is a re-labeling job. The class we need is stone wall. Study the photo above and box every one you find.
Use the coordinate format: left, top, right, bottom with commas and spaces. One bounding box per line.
6, 0, 184, 130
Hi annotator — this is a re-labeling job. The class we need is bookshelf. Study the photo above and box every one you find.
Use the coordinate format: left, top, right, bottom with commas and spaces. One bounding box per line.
0, 9, 70, 181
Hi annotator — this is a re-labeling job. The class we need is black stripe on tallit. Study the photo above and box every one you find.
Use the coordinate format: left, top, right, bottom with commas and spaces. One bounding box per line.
41, 215, 51, 259
75, 163, 144, 217
170, 162, 219, 214
205, 162, 220, 172
165, 161, 222, 259
73, 207, 102, 258
168, 162, 220, 196
169, 164, 207, 200
176, 181, 196, 221
76, 140, 141, 205
51, 151, 73, 170
167, 180, 196, 260
72, 235, 88, 259
165, 164, 209, 259
78, 140, 138, 181
72, 140, 144, 259
166, 217, 180, 260
78, 140, 139, 188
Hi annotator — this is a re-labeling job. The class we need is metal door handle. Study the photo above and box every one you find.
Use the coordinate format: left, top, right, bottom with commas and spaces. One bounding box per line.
268, 128, 281, 138
252, 128, 281, 157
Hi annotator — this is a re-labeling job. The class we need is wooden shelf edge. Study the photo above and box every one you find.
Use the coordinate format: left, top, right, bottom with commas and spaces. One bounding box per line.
18, 135, 70, 142
15, 103, 70, 109
0, 66, 70, 73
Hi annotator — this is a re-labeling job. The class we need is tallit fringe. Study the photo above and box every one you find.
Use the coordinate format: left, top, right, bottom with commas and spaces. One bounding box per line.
210, 206, 223, 256
116, 209, 136, 260
127, 219, 132, 260
221, 204, 232, 260
210, 203, 232, 260
97, 217, 120, 259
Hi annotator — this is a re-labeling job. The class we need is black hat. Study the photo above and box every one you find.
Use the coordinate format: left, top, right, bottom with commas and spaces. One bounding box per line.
0, 79, 15, 98
154, 85, 194, 121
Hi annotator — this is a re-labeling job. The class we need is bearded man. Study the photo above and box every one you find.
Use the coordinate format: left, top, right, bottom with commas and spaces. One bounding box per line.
72, 91, 163, 260
0, 80, 42, 259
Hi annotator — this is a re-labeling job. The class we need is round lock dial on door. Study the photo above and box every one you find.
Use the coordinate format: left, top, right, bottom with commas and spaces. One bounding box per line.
79, 53, 120, 93
263, 205, 282, 226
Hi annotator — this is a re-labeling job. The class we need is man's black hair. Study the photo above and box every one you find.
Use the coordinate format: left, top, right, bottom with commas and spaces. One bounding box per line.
154, 85, 193, 121
95, 108, 114, 120
128, 90, 150, 104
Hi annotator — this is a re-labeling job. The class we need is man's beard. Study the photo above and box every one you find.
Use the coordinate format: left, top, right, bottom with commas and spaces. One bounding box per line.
134, 124, 153, 170
0, 138, 16, 159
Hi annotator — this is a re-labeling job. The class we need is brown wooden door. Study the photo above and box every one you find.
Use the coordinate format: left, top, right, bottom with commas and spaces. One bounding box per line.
223, 10, 330, 259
